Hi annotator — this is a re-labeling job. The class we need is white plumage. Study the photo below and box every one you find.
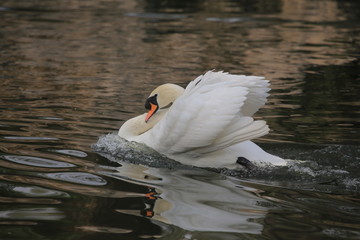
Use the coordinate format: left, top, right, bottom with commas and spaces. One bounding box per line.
118, 71, 286, 168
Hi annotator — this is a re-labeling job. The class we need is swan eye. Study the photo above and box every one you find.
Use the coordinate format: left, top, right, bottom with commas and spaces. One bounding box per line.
145, 94, 158, 110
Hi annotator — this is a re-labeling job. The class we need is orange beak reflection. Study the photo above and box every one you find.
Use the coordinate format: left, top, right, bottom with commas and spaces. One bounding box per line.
145, 103, 158, 123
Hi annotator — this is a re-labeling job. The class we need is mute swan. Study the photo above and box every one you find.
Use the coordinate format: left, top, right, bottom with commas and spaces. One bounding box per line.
118, 71, 286, 168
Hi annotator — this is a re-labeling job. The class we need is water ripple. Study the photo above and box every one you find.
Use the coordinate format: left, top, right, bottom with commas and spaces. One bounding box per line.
3, 136, 59, 141
125, 12, 187, 20
78, 225, 132, 234
206, 17, 250, 23
8, 185, 70, 198
0, 207, 65, 221
49, 149, 88, 158
44, 172, 107, 186
1, 155, 76, 168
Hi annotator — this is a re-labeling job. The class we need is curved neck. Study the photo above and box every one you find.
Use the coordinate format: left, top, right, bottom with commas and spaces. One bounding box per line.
118, 109, 167, 139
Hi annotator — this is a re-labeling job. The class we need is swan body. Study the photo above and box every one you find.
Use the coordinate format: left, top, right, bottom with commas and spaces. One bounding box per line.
118, 71, 286, 168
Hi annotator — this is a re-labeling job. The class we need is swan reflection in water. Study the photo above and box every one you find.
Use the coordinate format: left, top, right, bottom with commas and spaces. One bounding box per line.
106, 162, 267, 234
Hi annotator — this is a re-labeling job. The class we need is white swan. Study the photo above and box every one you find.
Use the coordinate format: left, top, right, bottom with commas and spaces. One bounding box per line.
118, 71, 286, 168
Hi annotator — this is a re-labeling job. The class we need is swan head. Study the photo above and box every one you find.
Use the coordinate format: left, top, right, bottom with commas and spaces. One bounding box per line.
144, 83, 184, 122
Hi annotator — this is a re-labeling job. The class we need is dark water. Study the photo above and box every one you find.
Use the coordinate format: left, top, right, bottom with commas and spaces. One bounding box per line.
1, 0, 360, 239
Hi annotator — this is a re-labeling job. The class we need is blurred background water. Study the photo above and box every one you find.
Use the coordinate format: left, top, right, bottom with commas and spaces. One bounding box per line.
0, 0, 359, 239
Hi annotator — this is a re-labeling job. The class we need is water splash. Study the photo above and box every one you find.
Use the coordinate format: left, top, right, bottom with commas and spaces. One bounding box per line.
93, 133, 185, 169
93, 133, 360, 193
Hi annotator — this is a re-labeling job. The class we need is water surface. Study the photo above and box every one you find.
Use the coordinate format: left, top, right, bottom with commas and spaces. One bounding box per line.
0, 0, 359, 239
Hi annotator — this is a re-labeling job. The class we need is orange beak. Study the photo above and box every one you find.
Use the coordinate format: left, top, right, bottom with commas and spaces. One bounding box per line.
145, 102, 158, 123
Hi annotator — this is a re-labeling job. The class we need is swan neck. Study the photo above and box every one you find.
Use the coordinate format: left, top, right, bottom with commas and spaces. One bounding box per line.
118, 110, 166, 139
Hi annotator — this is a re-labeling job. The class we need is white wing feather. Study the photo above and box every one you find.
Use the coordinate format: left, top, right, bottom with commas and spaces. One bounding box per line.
186, 71, 270, 116
147, 71, 270, 155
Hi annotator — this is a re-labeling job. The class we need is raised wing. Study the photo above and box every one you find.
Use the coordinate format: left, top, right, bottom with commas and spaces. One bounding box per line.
186, 71, 270, 116
148, 71, 270, 155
